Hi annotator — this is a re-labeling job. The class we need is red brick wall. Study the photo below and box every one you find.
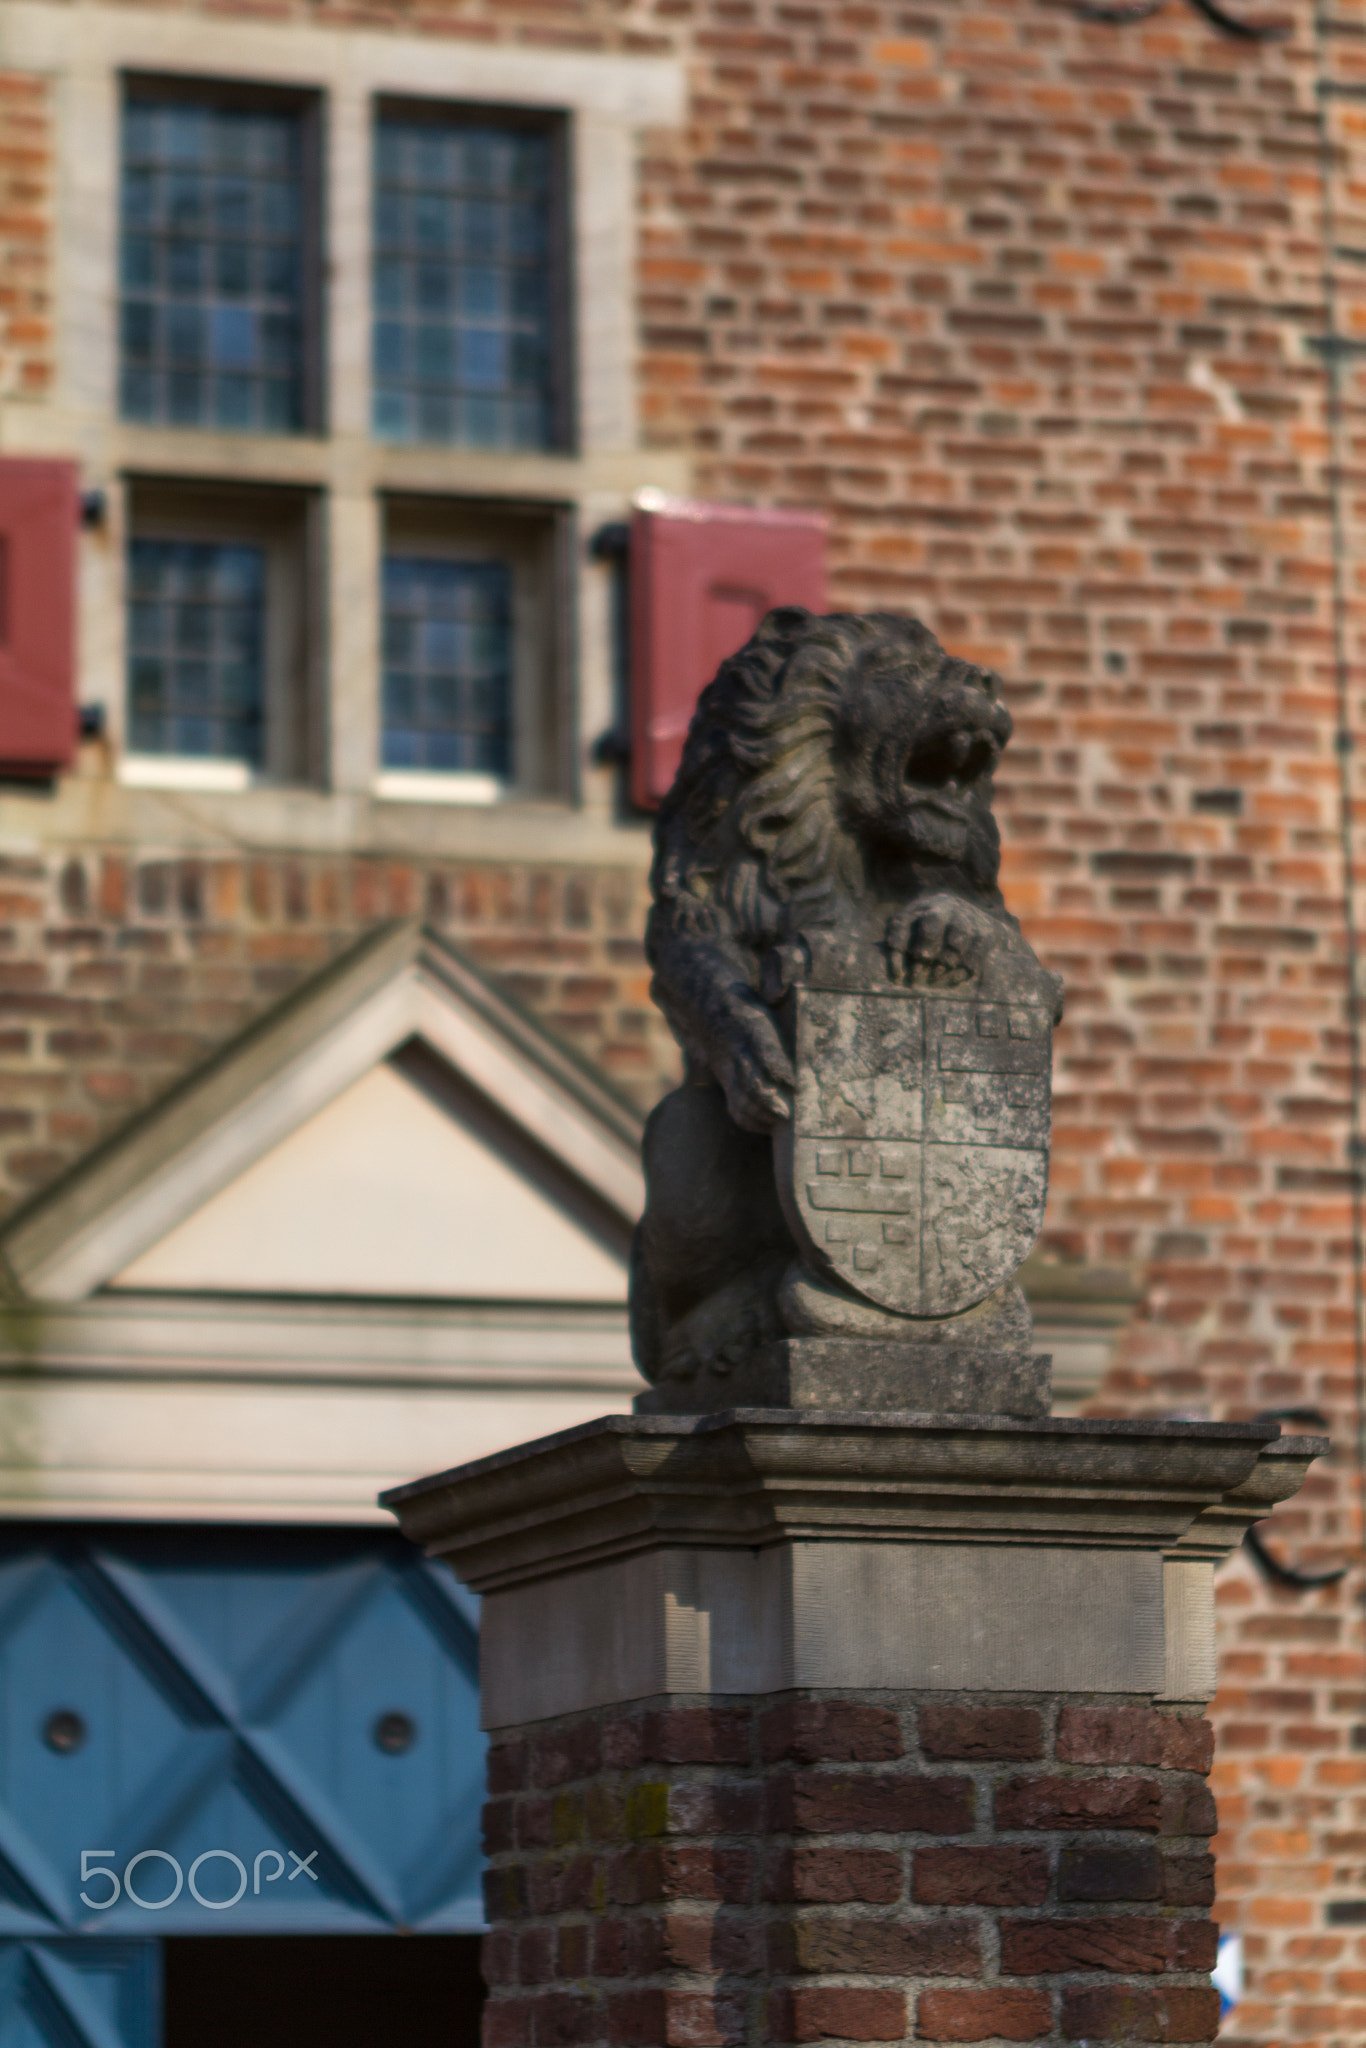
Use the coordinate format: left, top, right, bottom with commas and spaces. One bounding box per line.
0, 69, 51, 402
635, 9, 1363, 2038
481, 1694, 1221, 2048
0, 850, 676, 1206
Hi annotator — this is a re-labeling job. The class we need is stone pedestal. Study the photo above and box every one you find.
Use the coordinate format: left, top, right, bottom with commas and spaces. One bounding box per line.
633, 1338, 1052, 1419
384, 1411, 1323, 2048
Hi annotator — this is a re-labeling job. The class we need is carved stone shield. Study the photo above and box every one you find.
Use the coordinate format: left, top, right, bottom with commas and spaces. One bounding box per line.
775, 988, 1051, 1318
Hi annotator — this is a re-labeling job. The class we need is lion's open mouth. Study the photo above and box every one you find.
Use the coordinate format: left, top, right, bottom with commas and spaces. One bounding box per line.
902, 727, 1001, 806
903, 784, 971, 821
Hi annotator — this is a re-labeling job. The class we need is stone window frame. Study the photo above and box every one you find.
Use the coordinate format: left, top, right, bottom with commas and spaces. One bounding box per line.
371, 96, 573, 458
123, 475, 323, 789
119, 73, 325, 440
378, 494, 569, 805
0, 1, 686, 850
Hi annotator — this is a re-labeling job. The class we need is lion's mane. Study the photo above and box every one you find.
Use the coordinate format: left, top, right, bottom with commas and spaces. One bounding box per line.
648, 607, 1006, 966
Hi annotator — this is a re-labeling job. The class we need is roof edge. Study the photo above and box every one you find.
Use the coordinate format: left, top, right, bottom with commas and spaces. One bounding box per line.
415, 928, 646, 1154
0, 920, 647, 1299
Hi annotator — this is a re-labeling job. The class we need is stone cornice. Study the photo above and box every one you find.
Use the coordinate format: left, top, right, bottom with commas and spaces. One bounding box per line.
1177, 1432, 1328, 1561
381, 1410, 1325, 1593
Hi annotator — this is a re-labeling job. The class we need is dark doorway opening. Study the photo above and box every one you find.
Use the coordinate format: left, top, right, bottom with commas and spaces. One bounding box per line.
164, 1934, 484, 2048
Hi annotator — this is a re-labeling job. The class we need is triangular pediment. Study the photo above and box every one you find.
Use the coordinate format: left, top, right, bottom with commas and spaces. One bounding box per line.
0, 923, 645, 1306
112, 1057, 630, 1300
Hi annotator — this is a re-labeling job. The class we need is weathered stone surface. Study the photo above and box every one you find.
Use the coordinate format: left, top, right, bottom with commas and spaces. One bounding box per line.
634, 1335, 1051, 1415
778, 1267, 1033, 1349
777, 986, 1051, 1320
382, 1410, 1291, 1588
379, 1410, 1329, 1723
628, 611, 1066, 1412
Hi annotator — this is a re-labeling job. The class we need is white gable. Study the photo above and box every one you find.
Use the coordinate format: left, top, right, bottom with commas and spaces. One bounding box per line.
111, 1058, 628, 1302
0, 924, 647, 1522
1, 923, 644, 1305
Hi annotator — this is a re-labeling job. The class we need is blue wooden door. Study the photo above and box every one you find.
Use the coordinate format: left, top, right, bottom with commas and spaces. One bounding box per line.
0, 1525, 486, 2048
0, 1942, 159, 2048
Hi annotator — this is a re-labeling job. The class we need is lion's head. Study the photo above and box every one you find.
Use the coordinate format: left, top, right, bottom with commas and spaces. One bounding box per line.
652, 609, 1012, 948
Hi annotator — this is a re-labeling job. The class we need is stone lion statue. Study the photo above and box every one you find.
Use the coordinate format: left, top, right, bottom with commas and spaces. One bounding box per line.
631, 607, 1063, 1401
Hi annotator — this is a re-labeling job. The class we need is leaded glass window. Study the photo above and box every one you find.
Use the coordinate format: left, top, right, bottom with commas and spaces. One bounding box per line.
373, 117, 555, 448
120, 95, 306, 432
382, 556, 513, 776
128, 539, 266, 762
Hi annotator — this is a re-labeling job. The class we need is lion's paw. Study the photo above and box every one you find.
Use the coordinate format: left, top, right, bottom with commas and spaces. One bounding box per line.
886, 893, 1001, 988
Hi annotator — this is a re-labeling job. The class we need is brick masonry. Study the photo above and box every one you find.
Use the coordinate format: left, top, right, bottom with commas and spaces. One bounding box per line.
479, 1695, 1222, 2047
0, 851, 680, 1199
0, 68, 51, 403
0, 0, 1363, 2038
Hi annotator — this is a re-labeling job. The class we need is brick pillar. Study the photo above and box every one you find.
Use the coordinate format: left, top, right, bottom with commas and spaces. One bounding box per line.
383, 1412, 1325, 2048
478, 1693, 1221, 2048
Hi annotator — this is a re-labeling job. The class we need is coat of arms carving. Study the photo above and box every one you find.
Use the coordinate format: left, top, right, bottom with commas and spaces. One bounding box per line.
775, 987, 1051, 1319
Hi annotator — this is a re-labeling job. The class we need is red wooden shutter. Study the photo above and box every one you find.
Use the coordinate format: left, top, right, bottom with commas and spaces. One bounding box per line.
0, 458, 79, 775
629, 494, 828, 808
